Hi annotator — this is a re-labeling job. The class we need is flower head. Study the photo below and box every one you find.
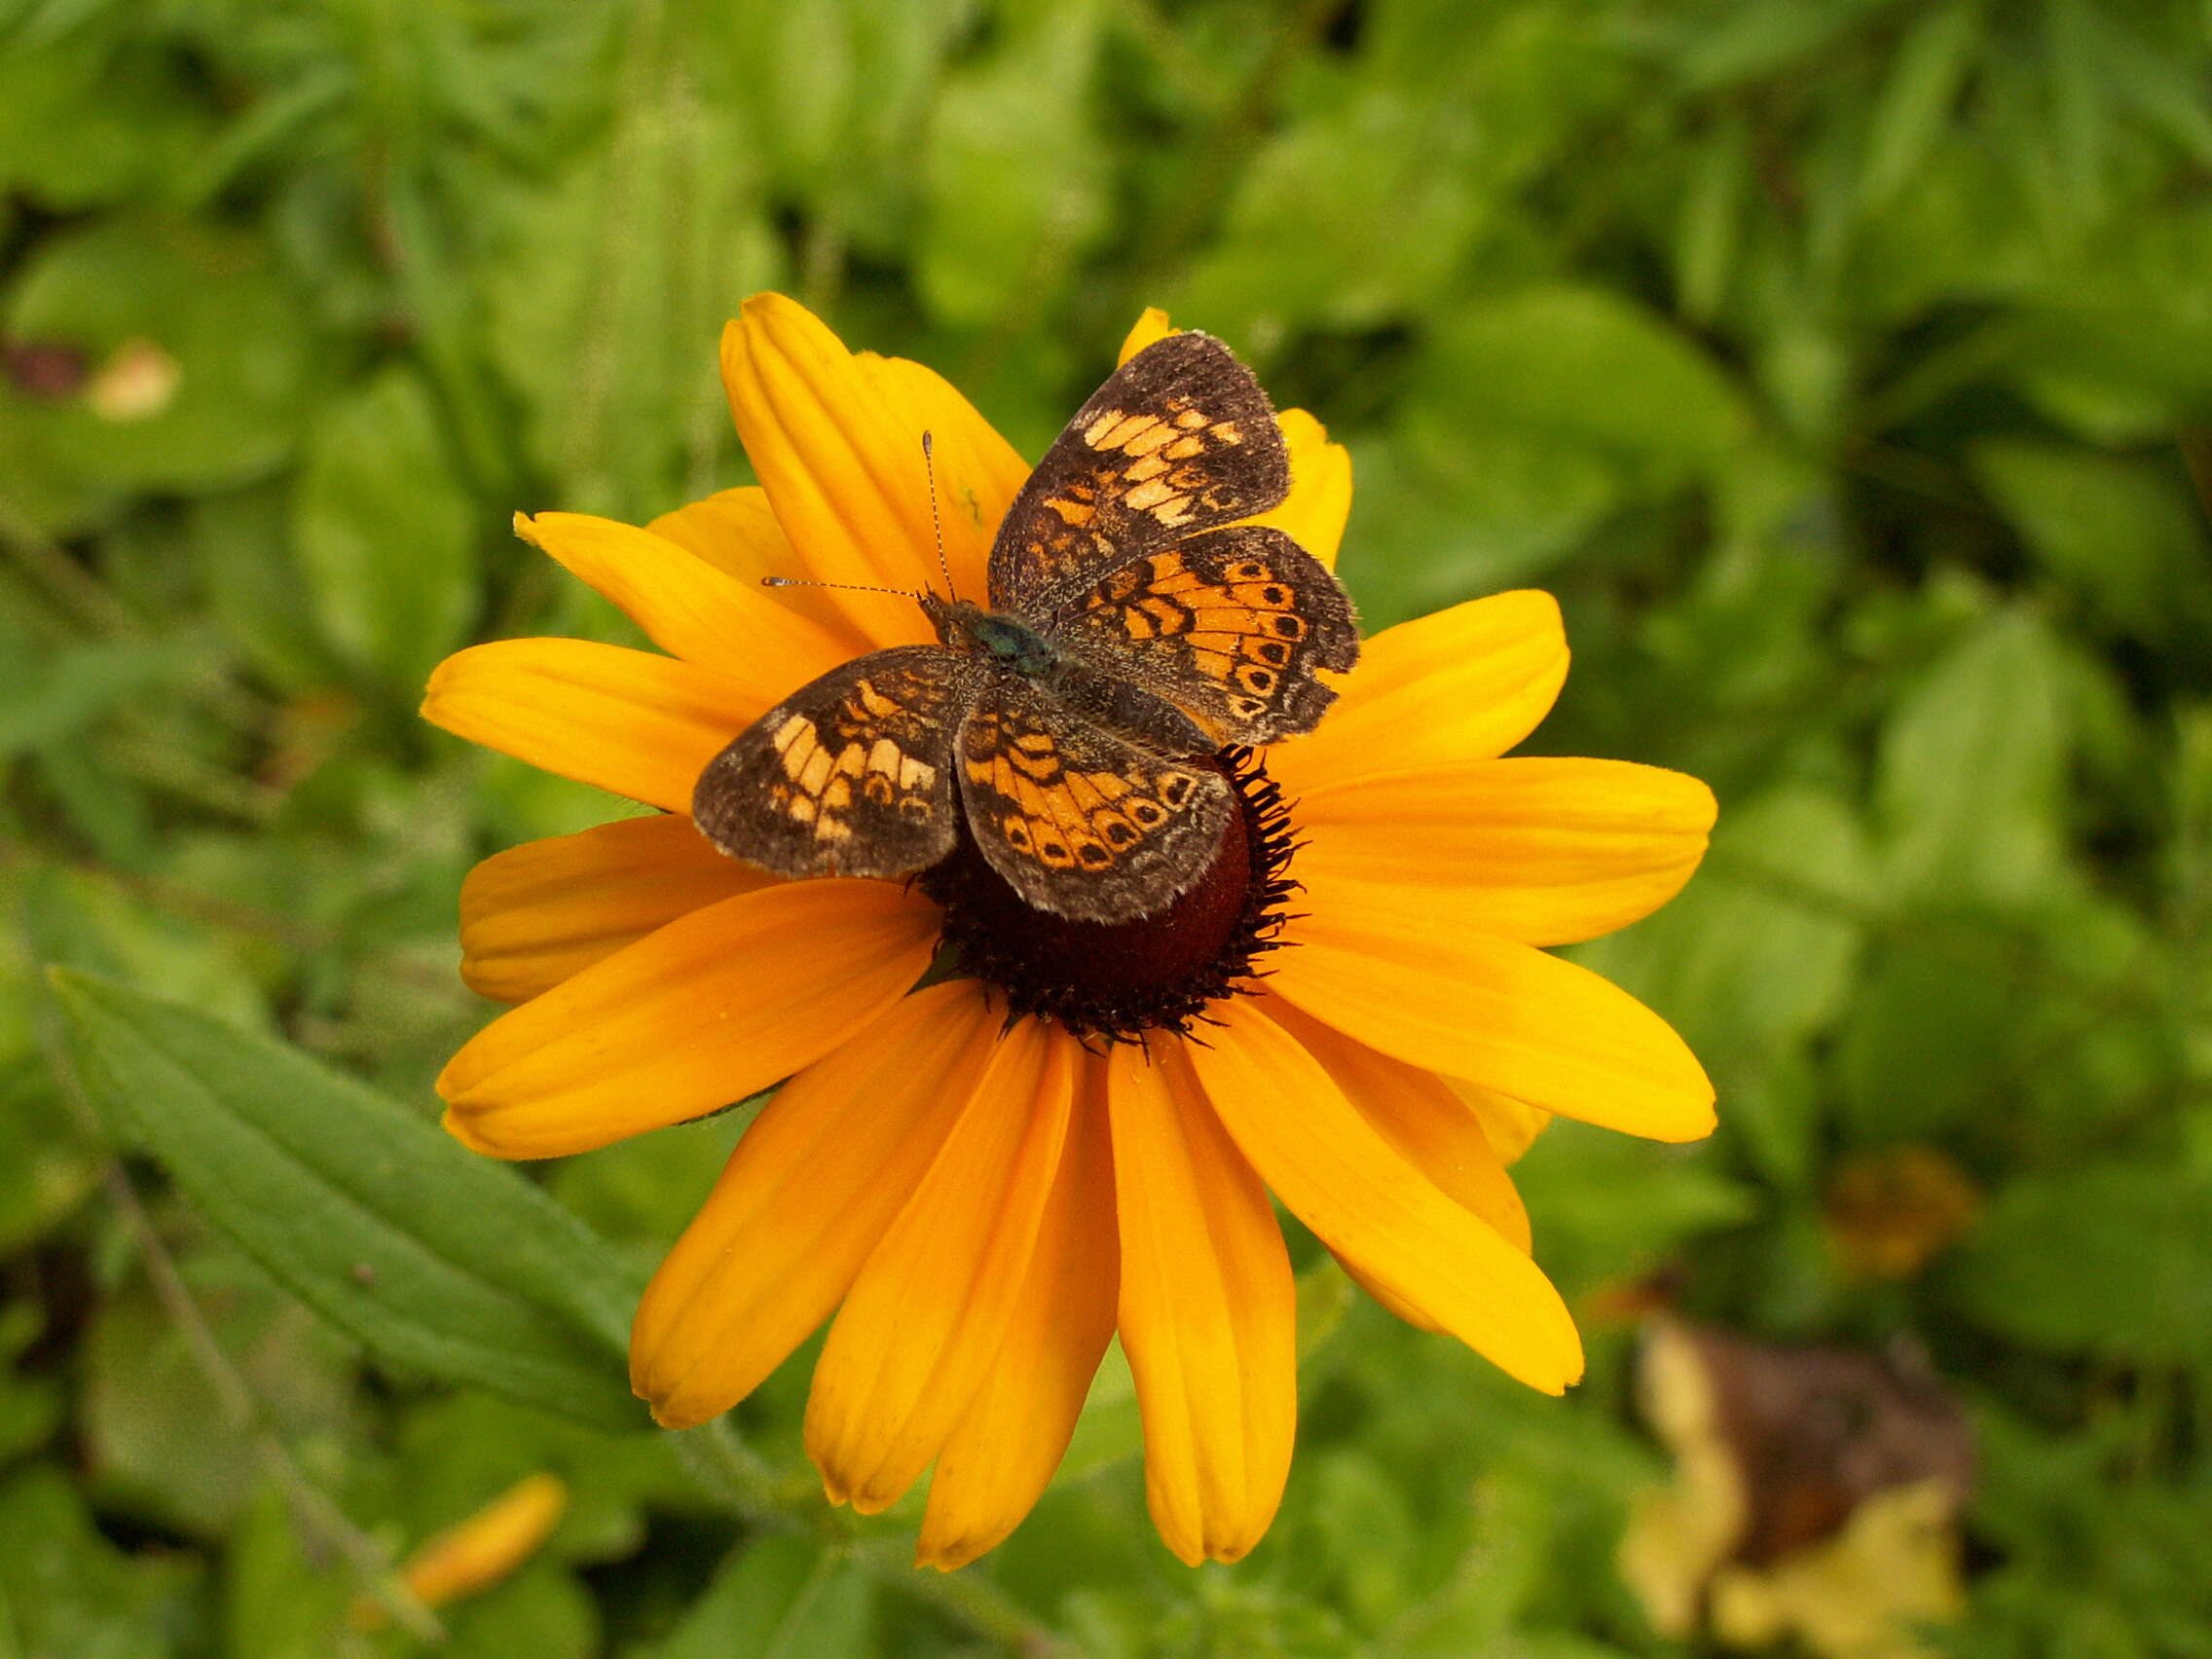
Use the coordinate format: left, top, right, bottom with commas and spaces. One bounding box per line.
424, 295, 1716, 1569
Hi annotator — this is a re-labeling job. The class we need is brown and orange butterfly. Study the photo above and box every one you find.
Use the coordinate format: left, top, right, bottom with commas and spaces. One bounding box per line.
692, 331, 1360, 923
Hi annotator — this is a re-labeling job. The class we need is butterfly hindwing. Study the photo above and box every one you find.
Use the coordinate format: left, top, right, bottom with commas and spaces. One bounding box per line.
956, 673, 1235, 922
1049, 523, 1360, 746
988, 332, 1291, 613
692, 645, 976, 880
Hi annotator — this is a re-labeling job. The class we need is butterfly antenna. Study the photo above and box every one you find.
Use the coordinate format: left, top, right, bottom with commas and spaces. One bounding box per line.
921, 431, 959, 601
760, 575, 926, 600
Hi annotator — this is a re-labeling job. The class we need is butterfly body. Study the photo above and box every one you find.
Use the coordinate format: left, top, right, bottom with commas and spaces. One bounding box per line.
693, 331, 1359, 923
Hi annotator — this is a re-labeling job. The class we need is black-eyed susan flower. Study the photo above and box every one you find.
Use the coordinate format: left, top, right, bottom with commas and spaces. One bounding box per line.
424, 295, 1717, 1569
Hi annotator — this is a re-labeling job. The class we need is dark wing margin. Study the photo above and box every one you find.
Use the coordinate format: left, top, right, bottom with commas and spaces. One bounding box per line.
1049, 524, 1360, 746
988, 332, 1291, 614
955, 674, 1235, 923
692, 645, 975, 881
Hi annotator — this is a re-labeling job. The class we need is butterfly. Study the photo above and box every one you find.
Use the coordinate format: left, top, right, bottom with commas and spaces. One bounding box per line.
691, 330, 1360, 924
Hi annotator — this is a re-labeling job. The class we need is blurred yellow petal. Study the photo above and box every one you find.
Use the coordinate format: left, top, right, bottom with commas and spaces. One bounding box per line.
422, 639, 756, 813
459, 813, 768, 1004
1108, 1040, 1294, 1567
1268, 591, 1569, 794
1270, 910, 1715, 1143
919, 1061, 1118, 1570
1247, 407, 1351, 570
721, 295, 959, 647
648, 486, 871, 654
1117, 308, 1178, 364
398, 1474, 567, 1610
860, 350, 1030, 599
1190, 1004, 1582, 1393
632, 981, 1001, 1428
437, 881, 940, 1160
514, 511, 849, 696
806, 1021, 1080, 1514
1296, 757, 1718, 946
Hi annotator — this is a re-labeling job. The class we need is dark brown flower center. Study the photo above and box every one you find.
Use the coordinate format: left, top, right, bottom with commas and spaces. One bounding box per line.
918, 749, 1300, 1040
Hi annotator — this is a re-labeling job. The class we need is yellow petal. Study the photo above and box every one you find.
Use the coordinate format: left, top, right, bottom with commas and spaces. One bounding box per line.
631, 981, 1002, 1428
1294, 757, 1718, 947
422, 639, 757, 813
1188, 1005, 1582, 1393
806, 1021, 1079, 1514
514, 511, 849, 696
1247, 407, 1352, 570
1108, 1040, 1294, 1567
1267, 591, 1569, 795
1269, 911, 1715, 1144
859, 350, 1031, 601
720, 295, 955, 647
1114, 310, 1349, 568
1451, 1079, 1553, 1165
1117, 309, 1178, 365
459, 813, 770, 1003
918, 1059, 1118, 1570
648, 486, 872, 655
437, 880, 940, 1160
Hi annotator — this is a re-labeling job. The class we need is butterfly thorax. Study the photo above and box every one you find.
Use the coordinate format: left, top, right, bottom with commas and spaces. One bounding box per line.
922, 594, 1057, 678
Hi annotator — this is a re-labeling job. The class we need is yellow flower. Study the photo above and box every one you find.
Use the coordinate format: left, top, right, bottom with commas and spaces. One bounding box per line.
424, 294, 1717, 1570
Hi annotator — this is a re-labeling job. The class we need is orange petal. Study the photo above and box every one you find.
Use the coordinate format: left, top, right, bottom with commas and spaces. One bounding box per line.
1269, 911, 1715, 1144
630, 981, 1002, 1428
437, 880, 940, 1160
459, 813, 771, 1003
514, 511, 849, 696
859, 350, 1030, 602
1247, 407, 1351, 570
395, 1474, 568, 1610
1108, 1040, 1294, 1567
1262, 999, 1530, 1253
1451, 1079, 1553, 1165
1294, 757, 1717, 947
1188, 1005, 1581, 1393
422, 639, 757, 813
1267, 591, 1569, 795
919, 1057, 1118, 1570
648, 486, 872, 655
720, 295, 955, 647
806, 1021, 1079, 1514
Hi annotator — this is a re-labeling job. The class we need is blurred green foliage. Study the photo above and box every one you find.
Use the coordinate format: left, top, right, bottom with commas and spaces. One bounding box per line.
5, 0, 2212, 1653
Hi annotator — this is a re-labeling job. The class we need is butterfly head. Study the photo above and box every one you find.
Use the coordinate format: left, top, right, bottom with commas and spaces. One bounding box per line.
923, 593, 1057, 677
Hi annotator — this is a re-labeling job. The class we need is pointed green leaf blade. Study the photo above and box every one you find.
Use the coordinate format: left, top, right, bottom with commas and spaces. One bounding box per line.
50, 969, 644, 1434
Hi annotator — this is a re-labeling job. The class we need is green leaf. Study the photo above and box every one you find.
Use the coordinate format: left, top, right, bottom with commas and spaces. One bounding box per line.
2, 217, 313, 507
1857, 0, 1982, 216
638, 1536, 876, 1659
292, 366, 478, 698
1874, 607, 2069, 905
1946, 1162, 2212, 1366
918, 0, 1108, 328
49, 969, 644, 1432
1972, 441, 2212, 646
1419, 286, 1753, 472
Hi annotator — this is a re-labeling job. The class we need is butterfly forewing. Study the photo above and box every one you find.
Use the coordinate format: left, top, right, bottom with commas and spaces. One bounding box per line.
955, 674, 1236, 922
988, 332, 1292, 615
692, 646, 976, 881
1049, 524, 1359, 746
